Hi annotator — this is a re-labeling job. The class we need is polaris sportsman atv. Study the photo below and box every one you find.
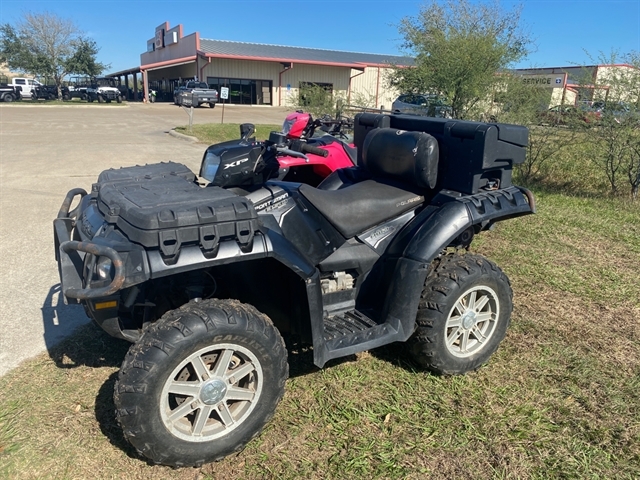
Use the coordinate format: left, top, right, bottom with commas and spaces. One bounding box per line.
53, 112, 535, 467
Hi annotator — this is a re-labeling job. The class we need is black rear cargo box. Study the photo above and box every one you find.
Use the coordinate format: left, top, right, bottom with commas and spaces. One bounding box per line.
92, 163, 259, 260
354, 113, 528, 195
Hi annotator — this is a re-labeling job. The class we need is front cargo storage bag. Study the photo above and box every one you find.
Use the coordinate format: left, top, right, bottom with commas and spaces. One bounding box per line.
92, 163, 259, 260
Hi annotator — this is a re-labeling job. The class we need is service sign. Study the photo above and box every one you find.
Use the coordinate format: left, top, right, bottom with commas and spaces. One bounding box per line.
521, 74, 565, 88
220, 87, 229, 100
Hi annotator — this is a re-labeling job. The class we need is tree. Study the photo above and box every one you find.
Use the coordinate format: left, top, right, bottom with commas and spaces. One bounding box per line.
387, 0, 531, 119
0, 11, 107, 97
287, 83, 346, 118
574, 51, 640, 197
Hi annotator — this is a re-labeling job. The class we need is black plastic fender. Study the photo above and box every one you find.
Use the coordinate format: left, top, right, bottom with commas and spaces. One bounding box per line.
379, 186, 534, 341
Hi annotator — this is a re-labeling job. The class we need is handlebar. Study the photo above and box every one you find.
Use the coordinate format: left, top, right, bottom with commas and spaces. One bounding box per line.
299, 143, 329, 157
288, 139, 329, 158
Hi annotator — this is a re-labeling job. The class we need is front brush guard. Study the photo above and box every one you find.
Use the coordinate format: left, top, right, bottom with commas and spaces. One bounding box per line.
54, 188, 125, 303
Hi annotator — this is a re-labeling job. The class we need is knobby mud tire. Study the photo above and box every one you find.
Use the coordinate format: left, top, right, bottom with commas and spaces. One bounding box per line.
114, 298, 288, 467
408, 253, 513, 375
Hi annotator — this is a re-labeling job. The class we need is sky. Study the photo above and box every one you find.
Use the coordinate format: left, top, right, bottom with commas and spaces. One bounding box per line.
0, 0, 639, 74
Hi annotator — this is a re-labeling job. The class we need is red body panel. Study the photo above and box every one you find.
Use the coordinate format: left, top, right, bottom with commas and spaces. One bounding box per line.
278, 140, 356, 175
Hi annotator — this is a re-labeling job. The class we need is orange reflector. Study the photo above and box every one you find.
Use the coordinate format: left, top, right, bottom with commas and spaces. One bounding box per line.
94, 300, 117, 310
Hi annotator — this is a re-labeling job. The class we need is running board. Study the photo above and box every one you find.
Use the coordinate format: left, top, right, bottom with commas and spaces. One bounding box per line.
313, 309, 404, 366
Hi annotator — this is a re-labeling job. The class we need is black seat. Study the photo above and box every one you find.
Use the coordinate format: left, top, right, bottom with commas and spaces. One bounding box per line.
299, 180, 424, 238
299, 128, 439, 238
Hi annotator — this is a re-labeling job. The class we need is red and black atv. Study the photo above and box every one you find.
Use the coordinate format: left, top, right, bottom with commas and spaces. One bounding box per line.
200, 111, 356, 188
53, 112, 535, 468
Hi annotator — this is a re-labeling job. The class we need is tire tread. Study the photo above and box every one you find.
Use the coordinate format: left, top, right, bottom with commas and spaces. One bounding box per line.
114, 298, 288, 467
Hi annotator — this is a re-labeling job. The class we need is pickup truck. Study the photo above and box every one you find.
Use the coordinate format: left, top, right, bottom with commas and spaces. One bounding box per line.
0, 76, 22, 102
173, 81, 219, 108
9, 77, 43, 99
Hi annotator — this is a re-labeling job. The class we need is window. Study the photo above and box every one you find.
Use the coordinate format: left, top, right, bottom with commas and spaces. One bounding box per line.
206, 77, 272, 105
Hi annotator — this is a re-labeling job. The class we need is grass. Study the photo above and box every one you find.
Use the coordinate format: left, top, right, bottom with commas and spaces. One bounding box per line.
174, 123, 280, 144
1, 124, 639, 479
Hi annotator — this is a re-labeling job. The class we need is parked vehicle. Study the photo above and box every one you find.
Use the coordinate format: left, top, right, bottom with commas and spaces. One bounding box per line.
8, 77, 43, 99
0, 76, 22, 102
67, 76, 91, 100
392, 94, 452, 118
174, 81, 219, 108
538, 104, 600, 127
201, 112, 356, 188
86, 77, 124, 103
591, 100, 639, 125
31, 84, 71, 100
53, 112, 535, 467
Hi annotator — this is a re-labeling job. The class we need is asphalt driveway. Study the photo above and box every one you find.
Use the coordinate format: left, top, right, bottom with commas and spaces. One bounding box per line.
0, 102, 288, 376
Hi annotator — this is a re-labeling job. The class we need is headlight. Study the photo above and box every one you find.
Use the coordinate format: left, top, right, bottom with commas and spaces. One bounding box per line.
201, 152, 221, 182
96, 257, 113, 280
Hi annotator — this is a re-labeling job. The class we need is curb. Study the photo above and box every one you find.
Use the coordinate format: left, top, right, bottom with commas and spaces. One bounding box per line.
168, 129, 198, 142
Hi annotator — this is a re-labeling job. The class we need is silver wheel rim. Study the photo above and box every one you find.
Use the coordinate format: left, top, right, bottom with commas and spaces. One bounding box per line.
445, 285, 499, 358
160, 343, 263, 442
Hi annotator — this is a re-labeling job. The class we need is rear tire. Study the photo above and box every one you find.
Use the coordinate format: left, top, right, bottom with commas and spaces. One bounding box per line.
114, 299, 288, 467
209, 102, 215, 108
3, 93, 14, 103
407, 253, 513, 375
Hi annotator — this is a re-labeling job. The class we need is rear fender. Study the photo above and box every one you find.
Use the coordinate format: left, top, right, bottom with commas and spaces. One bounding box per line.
379, 186, 534, 339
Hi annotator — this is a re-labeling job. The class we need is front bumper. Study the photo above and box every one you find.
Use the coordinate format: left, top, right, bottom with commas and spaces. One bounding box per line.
54, 189, 125, 304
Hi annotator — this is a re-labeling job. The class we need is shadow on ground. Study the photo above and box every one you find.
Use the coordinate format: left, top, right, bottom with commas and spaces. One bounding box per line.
42, 284, 130, 369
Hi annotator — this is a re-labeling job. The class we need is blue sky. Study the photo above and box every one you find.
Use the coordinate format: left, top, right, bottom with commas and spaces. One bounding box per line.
0, 0, 638, 73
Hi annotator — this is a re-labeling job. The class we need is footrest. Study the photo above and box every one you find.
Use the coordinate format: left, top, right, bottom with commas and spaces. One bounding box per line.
323, 310, 378, 341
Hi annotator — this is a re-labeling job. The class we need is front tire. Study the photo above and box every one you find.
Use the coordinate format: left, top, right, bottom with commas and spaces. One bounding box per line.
114, 299, 288, 467
408, 253, 513, 375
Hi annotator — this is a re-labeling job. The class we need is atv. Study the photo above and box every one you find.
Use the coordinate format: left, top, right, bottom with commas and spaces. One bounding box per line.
203, 112, 356, 188
53, 112, 535, 467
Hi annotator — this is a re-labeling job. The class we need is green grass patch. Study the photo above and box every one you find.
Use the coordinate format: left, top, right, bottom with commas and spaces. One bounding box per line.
1, 120, 638, 477
1, 188, 638, 478
174, 123, 280, 144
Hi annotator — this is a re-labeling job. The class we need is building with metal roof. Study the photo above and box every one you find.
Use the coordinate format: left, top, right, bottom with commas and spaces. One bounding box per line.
135, 21, 412, 107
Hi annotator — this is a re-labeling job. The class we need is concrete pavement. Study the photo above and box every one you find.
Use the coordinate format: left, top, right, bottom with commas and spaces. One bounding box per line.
0, 102, 289, 376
